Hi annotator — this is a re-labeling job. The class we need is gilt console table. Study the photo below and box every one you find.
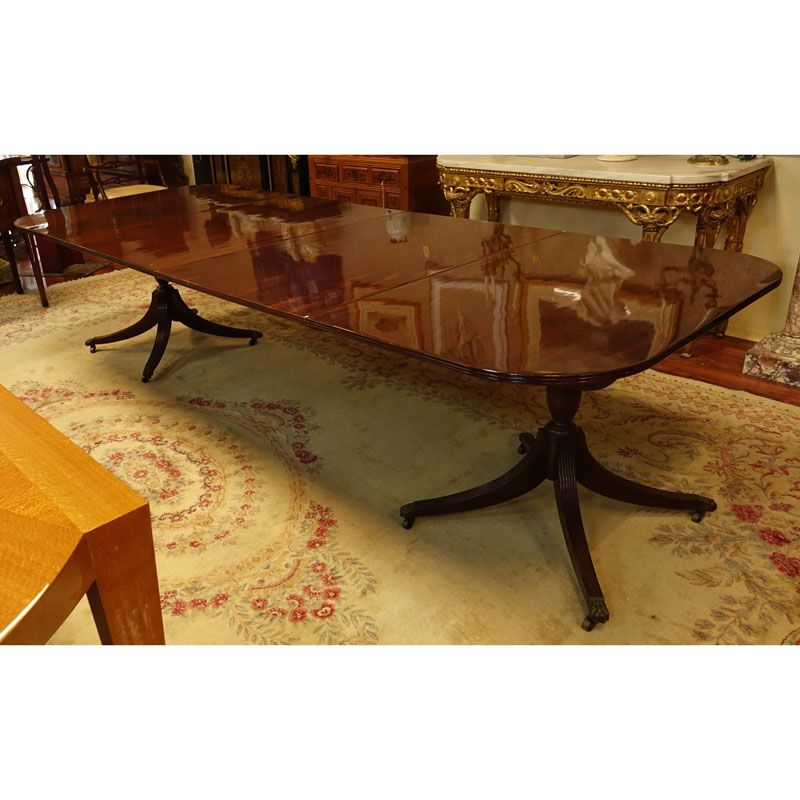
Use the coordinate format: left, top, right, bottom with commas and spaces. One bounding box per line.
437, 155, 771, 248
438, 155, 772, 353
14, 186, 781, 630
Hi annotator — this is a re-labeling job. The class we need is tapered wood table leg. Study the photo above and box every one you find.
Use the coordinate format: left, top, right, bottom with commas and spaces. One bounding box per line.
86, 279, 263, 382
399, 384, 717, 630
23, 232, 49, 308
84, 503, 164, 645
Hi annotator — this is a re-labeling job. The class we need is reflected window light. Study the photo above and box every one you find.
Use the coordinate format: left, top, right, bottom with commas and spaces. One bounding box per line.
553, 287, 581, 301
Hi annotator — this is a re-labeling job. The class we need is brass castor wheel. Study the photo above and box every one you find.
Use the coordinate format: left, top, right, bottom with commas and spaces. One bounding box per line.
88, 343, 97, 353
518, 443, 527, 455
582, 598, 609, 631
399, 503, 416, 529
249, 331, 263, 346
691, 509, 705, 523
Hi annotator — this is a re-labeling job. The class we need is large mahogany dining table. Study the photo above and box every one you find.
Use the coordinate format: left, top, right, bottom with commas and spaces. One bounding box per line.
14, 186, 782, 630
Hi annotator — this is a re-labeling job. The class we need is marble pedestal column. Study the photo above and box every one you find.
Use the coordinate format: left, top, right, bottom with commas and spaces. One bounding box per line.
743, 255, 800, 386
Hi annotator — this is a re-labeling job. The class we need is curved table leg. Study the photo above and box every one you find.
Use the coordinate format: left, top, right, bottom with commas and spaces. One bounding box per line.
86, 283, 161, 350
551, 432, 609, 631
400, 431, 547, 529
85, 279, 263, 382
170, 285, 262, 344
573, 427, 716, 521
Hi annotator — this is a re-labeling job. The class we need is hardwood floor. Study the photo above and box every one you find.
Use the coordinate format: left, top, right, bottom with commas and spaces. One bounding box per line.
651, 334, 799, 407
2, 248, 798, 408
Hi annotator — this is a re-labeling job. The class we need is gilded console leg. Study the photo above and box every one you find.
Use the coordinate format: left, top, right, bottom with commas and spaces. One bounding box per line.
485, 192, 501, 222
442, 183, 479, 219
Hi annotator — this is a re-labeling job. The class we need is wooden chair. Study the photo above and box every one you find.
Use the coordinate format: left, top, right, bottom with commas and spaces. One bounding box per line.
10, 155, 68, 308
0, 156, 59, 307
18, 157, 167, 307
83, 156, 167, 201
0, 384, 164, 645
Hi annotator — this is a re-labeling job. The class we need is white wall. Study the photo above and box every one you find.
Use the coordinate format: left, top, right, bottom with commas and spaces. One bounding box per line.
467, 156, 800, 343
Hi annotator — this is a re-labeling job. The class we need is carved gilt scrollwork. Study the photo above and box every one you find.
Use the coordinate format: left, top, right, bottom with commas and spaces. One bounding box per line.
436, 165, 770, 247
439, 172, 502, 217
440, 179, 477, 218
618, 204, 683, 229
504, 178, 587, 199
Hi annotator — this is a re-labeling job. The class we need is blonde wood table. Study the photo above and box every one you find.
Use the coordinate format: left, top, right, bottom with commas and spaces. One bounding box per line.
0, 385, 164, 645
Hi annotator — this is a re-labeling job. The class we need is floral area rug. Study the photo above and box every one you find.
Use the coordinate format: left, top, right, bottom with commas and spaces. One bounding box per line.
2, 269, 799, 645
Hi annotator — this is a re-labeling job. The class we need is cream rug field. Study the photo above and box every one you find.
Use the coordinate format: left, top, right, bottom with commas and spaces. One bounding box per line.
2, 269, 800, 645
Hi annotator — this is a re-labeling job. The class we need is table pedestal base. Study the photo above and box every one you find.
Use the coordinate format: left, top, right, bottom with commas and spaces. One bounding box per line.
85, 279, 263, 382
399, 386, 717, 631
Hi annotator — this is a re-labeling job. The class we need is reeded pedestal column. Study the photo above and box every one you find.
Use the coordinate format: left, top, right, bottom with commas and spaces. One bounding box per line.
743, 254, 800, 386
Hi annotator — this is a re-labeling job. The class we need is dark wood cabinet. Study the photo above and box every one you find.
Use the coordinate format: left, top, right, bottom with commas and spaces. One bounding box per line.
192, 155, 310, 195
308, 155, 446, 214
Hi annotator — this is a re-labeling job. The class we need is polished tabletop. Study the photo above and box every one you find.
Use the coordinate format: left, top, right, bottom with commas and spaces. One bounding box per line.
15, 185, 782, 387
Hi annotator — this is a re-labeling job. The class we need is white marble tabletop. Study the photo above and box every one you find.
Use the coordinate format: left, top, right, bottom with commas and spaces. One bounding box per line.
436, 155, 772, 185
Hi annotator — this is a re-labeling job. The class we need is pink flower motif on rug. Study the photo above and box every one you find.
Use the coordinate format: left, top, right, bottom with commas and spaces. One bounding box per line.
157, 498, 378, 643
758, 528, 791, 546
12, 379, 378, 645
770, 553, 800, 578
731, 504, 764, 524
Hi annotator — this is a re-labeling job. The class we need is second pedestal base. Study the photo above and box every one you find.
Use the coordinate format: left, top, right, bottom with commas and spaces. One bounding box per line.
400, 387, 716, 631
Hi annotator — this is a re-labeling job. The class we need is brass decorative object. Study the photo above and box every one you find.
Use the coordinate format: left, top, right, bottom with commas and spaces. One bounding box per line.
688, 155, 729, 166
